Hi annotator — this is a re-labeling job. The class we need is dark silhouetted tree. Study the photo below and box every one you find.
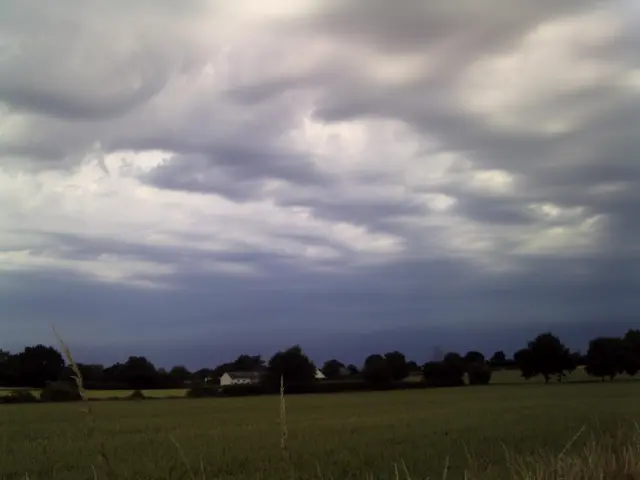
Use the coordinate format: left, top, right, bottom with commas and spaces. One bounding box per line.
76, 364, 105, 386
346, 364, 359, 376
0, 350, 10, 385
121, 356, 158, 389
467, 362, 492, 385
362, 354, 393, 386
384, 351, 410, 381
515, 333, 573, 383
193, 368, 215, 384
406, 360, 420, 373
13, 345, 66, 388
422, 358, 465, 387
103, 363, 126, 386
623, 329, 640, 377
443, 352, 466, 381
233, 355, 265, 372
585, 337, 626, 381
321, 359, 346, 380
212, 355, 266, 383
464, 351, 485, 365
169, 366, 192, 387
489, 350, 507, 368
266, 345, 316, 389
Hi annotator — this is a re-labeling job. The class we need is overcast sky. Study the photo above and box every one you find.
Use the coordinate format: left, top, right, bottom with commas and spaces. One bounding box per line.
1, 1, 639, 368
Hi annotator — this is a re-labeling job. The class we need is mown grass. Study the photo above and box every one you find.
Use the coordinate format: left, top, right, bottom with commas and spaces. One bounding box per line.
1, 381, 639, 479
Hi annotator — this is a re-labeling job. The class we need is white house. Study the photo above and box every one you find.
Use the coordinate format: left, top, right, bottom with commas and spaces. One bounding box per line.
219, 371, 263, 386
220, 368, 326, 386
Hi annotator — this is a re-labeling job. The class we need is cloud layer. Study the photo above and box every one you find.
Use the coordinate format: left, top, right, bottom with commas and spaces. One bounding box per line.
1, 0, 638, 366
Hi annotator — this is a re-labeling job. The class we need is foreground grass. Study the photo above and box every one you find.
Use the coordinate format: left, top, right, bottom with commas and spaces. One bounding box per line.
1, 381, 639, 479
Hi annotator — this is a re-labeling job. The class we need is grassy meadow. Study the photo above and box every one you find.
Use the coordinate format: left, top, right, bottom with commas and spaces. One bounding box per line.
1, 377, 639, 479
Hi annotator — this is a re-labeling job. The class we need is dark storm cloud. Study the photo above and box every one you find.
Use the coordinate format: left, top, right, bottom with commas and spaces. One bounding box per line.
299, 0, 590, 54
143, 149, 331, 199
2, 251, 637, 367
1, 0, 639, 364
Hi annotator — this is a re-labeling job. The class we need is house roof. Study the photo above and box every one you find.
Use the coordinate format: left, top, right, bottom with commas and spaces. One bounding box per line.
224, 371, 263, 380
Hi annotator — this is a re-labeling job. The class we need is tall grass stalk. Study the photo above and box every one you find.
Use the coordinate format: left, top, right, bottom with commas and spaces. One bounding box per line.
279, 374, 295, 479
52, 324, 117, 479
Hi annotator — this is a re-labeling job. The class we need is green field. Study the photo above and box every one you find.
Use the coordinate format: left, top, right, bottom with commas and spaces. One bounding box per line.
1, 380, 639, 479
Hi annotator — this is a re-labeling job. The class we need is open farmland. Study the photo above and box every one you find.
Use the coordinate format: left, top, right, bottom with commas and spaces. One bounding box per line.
1, 381, 639, 479
1, 366, 633, 400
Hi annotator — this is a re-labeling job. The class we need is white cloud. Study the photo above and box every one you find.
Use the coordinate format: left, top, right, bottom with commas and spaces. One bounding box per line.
456, 7, 628, 133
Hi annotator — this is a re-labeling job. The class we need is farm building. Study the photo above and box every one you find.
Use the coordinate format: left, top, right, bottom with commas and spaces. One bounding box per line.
220, 371, 263, 386
220, 368, 326, 385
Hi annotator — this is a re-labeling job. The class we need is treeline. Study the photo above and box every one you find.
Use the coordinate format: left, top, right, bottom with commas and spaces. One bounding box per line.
1, 330, 639, 395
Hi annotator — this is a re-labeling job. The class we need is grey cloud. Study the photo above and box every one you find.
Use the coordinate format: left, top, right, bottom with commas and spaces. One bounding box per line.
299, 0, 590, 54
2, 0, 639, 361
143, 148, 331, 198
0, 1, 208, 120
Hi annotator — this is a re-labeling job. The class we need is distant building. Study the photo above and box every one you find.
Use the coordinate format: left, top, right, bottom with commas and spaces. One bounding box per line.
220, 368, 326, 385
220, 371, 263, 386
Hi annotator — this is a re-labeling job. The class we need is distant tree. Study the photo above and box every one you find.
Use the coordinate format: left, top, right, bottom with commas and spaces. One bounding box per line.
443, 352, 467, 381
0, 350, 10, 385
266, 345, 317, 389
514, 333, 573, 383
212, 355, 266, 383
422, 358, 465, 387
585, 337, 626, 381
103, 363, 126, 386
362, 354, 393, 386
233, 355, 265, 372
76, 364, 105, 385
406, 361, 420, 373
513, 348, 535, 379
168, 366, 192, 387
464, 351, 486, 365
193, 368, 213, 383
121, 356, 159, 389
321, 359, 346, 380
346, 364, 360, 376
13, 345, 66, 388
467, 362, 492, 385
489, 351, 507, 368
384, 351, 410, 381
623, 329, 640, 377
570, 351, 586, 368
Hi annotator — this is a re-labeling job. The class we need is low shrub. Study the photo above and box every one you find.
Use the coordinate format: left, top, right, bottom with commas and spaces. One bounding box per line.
40, 381, 82, 403
0, 390, 39, 404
